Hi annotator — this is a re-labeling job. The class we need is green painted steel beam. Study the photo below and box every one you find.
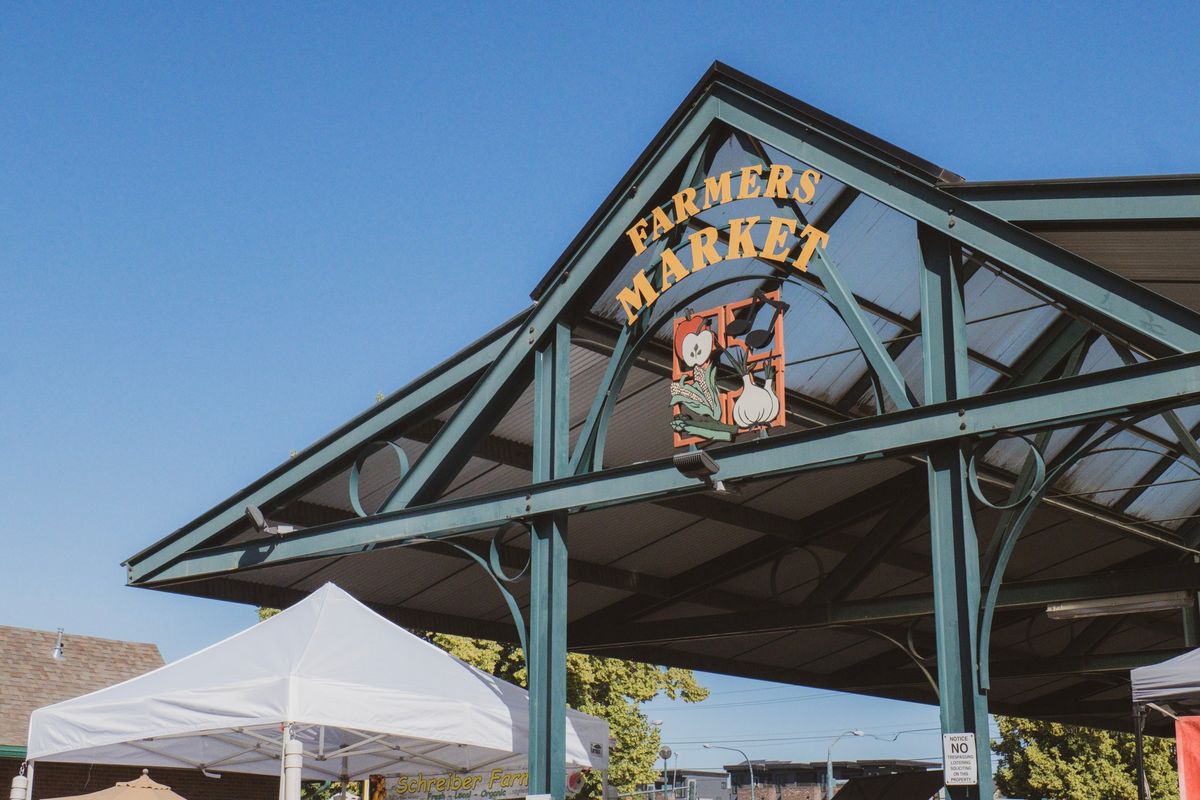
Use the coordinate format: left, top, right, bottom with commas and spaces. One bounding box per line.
379, 97, 723, 512
711, 84, 1200, 355
568, 561, 1200, 649
833, 649, 1190, 691
802, 491, 926, 604
943, 177, 1200, 222
0, 745, 26, 760
919, 222, 992, 799
569, 131, 717, 475
570, 469, 924, 629
122, 314, 522, 582
528, 321, 571, 800
130, 349, 1200, 585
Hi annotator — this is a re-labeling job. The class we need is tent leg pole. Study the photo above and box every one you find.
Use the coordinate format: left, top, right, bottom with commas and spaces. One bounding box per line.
279, 727, 290, 800
1135, 705, 1148, 800
9, 764, 28, 800
285, 737, 304, 800
529, 322, 570, 800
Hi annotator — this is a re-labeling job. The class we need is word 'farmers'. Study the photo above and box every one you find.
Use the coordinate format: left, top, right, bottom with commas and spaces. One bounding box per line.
617, 163, 830, 324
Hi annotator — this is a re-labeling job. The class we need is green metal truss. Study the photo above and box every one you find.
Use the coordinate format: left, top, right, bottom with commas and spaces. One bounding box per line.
125, 64, 1200, 800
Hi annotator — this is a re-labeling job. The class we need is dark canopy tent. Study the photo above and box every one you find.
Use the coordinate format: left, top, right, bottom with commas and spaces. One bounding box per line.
1130, 649, 1200, 798
123, 64, 1200, 800
836, 770, 946, 800
1134, 647, 1200, 709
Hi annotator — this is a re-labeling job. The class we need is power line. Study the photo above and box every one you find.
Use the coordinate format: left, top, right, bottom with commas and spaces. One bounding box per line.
669, 727, 941, 746
650, 691, 843, 710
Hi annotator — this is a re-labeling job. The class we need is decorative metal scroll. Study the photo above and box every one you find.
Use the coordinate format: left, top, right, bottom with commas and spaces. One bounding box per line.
349, 441, 410, 518
442, 523, 534, 661
971, 405, 1200, 691
348, 440, 533, 662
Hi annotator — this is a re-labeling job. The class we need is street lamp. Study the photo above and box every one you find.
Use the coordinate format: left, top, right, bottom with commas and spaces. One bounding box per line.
825, 730, 864, 800
703, 744, 754, 800
659, 746, 673, 800
651, 720, 668, 800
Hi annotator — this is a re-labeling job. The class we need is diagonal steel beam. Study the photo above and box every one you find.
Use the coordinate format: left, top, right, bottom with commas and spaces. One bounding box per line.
832, 649, 1188, 691
122, 315, 521, 581
569, 561, 1200, 649
378, 96, 727, 512
133, 349, 1200, 585
803, 492, 928, 604
274, 501, 772, 614
569, 469, 925, 629
712, 81, 1200, 355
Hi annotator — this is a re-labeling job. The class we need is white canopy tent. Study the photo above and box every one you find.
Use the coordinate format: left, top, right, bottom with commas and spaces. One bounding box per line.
25, 583, 609, 785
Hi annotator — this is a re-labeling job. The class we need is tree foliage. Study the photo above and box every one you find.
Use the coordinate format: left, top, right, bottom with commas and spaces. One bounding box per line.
427, 634, 708, 794
258, 608, 707, 795
992, 716, 1177, 800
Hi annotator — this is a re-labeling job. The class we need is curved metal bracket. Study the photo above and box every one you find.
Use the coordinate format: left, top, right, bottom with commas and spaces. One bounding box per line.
444, 523, 534, 661
974, 409, 1173, 690
348, 441, 410, 518
769, 546, 825, 600
861, 624, 940, 700
967, 435, 1046, 511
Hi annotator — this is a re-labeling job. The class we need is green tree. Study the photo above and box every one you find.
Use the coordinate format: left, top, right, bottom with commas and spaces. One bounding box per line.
993, 716, 1177, 800
258, 609, 707, 795
426, 634, 707, 795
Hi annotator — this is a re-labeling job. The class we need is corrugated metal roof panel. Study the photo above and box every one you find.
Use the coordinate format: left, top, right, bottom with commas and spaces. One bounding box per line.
1053, 427, 1169, 508
1123, 459, 1200, 530
964, 268, 1061, 369
609, 519, 765, 575
744, 461, 914, 519
818, 196, 922, 319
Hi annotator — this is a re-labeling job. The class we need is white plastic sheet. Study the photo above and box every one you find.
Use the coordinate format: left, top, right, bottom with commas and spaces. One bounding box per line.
27, 584, 608, 780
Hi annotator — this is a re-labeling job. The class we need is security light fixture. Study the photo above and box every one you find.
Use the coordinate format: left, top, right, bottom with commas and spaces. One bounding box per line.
244, 504, 296, 538
246, 504, 267, 532
672, 450, 727, 492
51, 628, 65, 661
1046, 591, 1193, 620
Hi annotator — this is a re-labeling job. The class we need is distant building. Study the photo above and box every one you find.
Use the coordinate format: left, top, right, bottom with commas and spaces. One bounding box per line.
0, 625, 276, 800
645, 769, 728, 800
723, 760, 936, 800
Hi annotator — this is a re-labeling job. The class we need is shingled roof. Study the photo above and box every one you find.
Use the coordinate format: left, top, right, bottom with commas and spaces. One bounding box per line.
0, 626, 163, 749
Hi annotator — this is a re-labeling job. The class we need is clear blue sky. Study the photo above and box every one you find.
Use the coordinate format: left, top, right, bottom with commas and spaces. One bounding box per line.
3, 0, 1197, 770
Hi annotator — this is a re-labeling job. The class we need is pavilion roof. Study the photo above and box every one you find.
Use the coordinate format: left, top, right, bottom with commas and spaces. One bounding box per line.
124, 64, 1200, 734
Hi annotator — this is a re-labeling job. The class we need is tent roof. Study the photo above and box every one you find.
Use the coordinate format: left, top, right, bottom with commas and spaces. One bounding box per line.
1132, 646, 1200, 705
28, 584, 608, 779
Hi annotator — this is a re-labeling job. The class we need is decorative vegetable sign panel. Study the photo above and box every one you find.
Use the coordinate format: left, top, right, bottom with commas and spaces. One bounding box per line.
670, 290, 787, 447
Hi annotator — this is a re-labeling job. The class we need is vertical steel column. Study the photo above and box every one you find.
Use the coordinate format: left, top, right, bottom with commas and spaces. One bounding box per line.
918, 226, 993, 800
529, 321, 571, 799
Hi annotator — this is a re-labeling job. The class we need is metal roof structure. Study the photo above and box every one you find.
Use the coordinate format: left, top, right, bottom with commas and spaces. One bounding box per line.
124, 64, 1200, 800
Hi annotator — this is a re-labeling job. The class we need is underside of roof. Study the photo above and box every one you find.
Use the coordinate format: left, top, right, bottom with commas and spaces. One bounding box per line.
124, 63, 1200, 737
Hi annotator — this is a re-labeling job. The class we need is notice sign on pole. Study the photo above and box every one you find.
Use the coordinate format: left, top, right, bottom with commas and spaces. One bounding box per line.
942, 733, 979, 786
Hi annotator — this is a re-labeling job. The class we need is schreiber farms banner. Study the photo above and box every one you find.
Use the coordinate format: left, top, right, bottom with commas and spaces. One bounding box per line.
370, 769, 587, 800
